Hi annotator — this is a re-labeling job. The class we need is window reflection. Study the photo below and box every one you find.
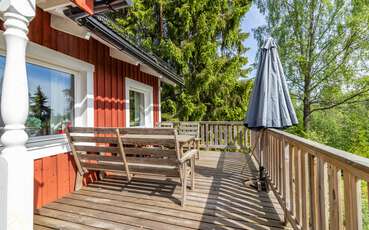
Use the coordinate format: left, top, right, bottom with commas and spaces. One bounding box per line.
0, 56, 74, 136
129, 90, 145, 127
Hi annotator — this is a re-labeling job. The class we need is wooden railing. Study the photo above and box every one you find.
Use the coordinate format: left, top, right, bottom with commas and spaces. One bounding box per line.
255, 128, 369, 230
166, 121, 250, 150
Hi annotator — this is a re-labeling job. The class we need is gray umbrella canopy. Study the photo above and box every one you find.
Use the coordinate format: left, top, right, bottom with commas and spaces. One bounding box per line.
245, 38, 298, 129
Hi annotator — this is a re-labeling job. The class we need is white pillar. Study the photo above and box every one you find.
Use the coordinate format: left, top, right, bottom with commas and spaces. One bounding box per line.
0, 1, 35, 229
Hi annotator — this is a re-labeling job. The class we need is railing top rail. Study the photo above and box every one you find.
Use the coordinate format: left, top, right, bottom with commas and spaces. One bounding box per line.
199, 121, 245, 125
268, 128, 369, 175
163, 121, 245, 125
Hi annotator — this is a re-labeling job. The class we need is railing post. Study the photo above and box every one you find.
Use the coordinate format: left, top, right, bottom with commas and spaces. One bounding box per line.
0, 1, 36, 229
205, 123, 209, 150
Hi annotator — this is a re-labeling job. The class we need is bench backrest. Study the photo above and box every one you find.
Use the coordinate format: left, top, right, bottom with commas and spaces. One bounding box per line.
118, 128, 180, 177
66, 127, 181, 178
178, 122, 199, 138
65, 127, 129, 175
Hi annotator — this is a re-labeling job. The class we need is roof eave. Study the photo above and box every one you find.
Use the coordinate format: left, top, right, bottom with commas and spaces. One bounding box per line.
77, 16, 183, 86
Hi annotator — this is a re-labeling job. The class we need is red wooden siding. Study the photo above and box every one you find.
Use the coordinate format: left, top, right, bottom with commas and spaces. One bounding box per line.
27, 7, 160, 128
23, 8, 161, 208
34, 153, 75, 209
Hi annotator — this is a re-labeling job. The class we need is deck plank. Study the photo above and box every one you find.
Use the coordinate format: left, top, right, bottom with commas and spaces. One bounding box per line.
34, 151, 289, 229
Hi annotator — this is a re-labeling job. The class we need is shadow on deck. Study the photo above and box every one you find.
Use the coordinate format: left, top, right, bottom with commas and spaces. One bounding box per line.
34, 151, 288, 230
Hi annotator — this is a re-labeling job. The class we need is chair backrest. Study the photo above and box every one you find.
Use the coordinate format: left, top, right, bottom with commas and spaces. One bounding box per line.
158, 121, 174, 128
178, 122, 200, 138
118, 128, 180, 177
65, 127, 129, 174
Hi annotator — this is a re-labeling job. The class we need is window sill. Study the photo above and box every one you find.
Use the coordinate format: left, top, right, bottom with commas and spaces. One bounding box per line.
0, 134, 71, 160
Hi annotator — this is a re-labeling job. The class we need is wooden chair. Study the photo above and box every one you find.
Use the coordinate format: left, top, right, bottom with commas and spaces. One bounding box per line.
178, 122, 201, 159
158, 121, 174, 128
118, 127, 197, 206
65, 127, 132, 191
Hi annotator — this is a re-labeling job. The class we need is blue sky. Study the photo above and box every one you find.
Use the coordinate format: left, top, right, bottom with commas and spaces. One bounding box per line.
241, 3, 266, 78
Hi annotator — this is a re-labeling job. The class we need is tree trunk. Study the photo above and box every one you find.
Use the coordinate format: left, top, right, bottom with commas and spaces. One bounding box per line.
159, 2, 163, 38
303, 71, 312, 132
303, 98, 311, 132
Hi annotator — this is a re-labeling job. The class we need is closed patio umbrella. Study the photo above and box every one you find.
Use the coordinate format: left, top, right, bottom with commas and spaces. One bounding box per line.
243, 37, 298, 190
245, 37, 298, 128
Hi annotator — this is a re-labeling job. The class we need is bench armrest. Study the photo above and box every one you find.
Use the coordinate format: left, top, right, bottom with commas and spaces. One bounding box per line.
179, 149, 198, 164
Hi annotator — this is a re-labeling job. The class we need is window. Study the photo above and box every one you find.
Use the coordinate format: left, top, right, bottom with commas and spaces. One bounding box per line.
126, 78, 153, 128
129, 90, 145, 127
0, 56, 74, 136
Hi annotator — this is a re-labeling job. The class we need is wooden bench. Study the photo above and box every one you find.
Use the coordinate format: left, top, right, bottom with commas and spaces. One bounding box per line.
66, 127, 197, 206
65, 127, 132, 190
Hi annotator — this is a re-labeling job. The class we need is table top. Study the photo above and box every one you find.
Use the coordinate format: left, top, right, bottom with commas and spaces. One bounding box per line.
121, 134, 195, 143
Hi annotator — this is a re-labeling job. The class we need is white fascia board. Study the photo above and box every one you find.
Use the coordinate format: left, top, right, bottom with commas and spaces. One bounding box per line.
160, 77, 177, 86
139, 63, 162, 78
51, 14, 91, 40
109, 47, 141, 66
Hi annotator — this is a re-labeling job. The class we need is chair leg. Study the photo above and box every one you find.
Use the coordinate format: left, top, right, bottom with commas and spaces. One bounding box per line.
195, 140, 200, 160
181, 164, 187, 207
191, 157, 195, 190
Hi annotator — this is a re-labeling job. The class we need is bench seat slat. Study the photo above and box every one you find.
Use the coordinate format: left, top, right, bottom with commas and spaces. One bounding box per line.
69, 127, 117, 134
122, 138, 176, 147
124, 147, 176, 158
80, 162, 179, 177
77, 153, 122, 162
119, 128, 175, 135
71, 136, 118, 144
126, 157, 177, 166
75, 145, 120, 153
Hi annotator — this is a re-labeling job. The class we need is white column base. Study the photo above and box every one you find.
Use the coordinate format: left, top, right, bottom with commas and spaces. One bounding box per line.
0, 147, 34, 229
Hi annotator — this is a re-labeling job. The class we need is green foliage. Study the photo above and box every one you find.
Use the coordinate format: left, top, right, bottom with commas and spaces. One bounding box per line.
110, 0, 253, 121
256, 0, 369, 157
255, 0, 369, 130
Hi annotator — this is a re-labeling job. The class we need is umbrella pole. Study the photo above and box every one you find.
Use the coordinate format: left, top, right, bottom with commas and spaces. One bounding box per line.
243, 129, 268, 192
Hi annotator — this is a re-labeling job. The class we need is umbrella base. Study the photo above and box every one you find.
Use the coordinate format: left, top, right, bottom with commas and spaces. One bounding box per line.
244, 166, 269, 192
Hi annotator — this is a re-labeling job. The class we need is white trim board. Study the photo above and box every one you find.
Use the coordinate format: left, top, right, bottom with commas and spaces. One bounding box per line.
125, 78, 154, 128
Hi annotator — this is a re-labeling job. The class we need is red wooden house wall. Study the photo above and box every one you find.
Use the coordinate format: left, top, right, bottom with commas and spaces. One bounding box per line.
7, 8, 160, 208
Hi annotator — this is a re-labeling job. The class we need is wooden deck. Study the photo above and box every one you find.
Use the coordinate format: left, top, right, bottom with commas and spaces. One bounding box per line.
34, 151, 289, 230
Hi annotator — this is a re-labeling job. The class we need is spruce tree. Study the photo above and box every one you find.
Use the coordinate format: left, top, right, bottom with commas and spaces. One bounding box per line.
29, 86, 51, 135
110, 0, 253, 121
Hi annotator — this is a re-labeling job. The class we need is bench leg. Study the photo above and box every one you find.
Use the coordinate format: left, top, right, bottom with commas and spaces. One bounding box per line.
181, 164, 187, 207
75, 172, 84, 191
98, 171, 105, 180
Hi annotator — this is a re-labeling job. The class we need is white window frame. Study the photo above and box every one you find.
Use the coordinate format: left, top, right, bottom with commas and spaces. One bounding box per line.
125, 78, 153, 128
0, 31, 94, 159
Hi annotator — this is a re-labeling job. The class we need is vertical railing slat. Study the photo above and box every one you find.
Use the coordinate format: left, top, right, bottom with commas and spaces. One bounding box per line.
214, 124, 218, 146
301, 151, 310, 229
282, 138, 288, 224
344, 172, 362, 230
310, 155, 321, 230
328, 165, 343, 230
288, 144, 295, 217
318, 160, 329, 230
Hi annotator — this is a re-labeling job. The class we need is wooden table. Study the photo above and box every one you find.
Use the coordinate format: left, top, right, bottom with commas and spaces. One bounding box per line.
120, 134, 196, 156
